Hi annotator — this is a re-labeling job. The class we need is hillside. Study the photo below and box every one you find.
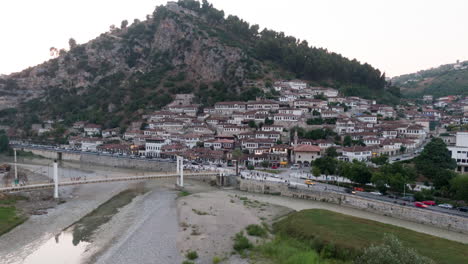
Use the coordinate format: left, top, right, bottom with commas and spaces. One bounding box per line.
0, 0, 393, 131
392, 60, 468, 98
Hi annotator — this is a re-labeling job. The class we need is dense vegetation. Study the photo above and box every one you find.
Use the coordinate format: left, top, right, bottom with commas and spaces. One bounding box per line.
392, 60, 468, 98
1, 0, 400, 131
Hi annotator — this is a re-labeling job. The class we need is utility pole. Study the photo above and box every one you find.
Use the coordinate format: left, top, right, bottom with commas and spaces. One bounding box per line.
53, 160, 59, 199
14, 148, 18, 185
176, 156, 183, 187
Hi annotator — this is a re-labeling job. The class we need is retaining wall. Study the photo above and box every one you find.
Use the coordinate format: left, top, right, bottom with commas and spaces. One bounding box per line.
240, 179, 468, 235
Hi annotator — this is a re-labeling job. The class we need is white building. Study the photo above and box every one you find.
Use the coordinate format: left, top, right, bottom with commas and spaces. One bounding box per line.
145, 138, 170, 157
448, 132, 468, 174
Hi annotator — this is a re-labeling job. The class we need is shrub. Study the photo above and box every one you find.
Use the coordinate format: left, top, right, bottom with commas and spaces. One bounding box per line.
212, 256, 221, 264
182, 261, 194, 264
186, 250, 198, 260
233, 232, 252, 253
246, 224, 267, 237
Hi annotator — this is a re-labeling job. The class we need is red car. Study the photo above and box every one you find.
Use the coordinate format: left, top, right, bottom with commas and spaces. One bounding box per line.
422, 200, 436, 206
414, 202, 428, 208
271, 165, 278, 169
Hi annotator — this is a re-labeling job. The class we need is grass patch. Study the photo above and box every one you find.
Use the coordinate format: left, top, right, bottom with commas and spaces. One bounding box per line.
186, 250, 198, 260
253, 236, 345, 264
0, 207, 27, 236
273, 209, 468, 264
212, 256, 222, 264
70, 188, 143, 243
192, 208, 209, 215
0, 194, 28, 205
233, 231, 252, 253
178, 191, 191, 197
246, 224, 267, 237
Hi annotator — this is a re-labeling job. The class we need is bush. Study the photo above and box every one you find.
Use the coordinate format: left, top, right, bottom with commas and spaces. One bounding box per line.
212, 256, 221, 264
246, 224, 267, 237
233, 231, 252, 252
186, 250, 198, 260
182, 261, 194, 264
356, 234, 435, 264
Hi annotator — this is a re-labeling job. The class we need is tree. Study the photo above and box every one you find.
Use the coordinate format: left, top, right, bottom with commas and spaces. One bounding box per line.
232, 149, 243, 176
371, 155, 388, 166
372, 163, 417, 194
325, 147, 338, 158
340, 160, 372, 185
313, 156, 338, 182
261, 161, 269, 168
248, 120, 257, 129
0, 133, 9, 153
264, 117, 274, 125
415, 138, 456, 179
450, 174, 468, 202
356, 234, 435, 264
68, 38, 77, 49
343, 135, 352, 147
121, 19, 128, 29
400, 146, 407, 153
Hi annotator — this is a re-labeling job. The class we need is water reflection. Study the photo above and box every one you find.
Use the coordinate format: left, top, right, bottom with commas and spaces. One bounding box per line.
21, 230, 89, 264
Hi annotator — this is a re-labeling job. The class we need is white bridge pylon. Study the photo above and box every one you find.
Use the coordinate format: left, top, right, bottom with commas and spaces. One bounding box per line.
176, 156, 184, 187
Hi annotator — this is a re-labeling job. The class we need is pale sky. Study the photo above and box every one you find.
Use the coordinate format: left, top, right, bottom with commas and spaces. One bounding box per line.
1, 0, 467, 77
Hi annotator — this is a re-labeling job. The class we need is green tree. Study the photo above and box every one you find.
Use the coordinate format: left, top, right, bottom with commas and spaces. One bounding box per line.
415, 138, 456, 179
372, 163, 417, 194
356, 234, 435, 264
325, 147, 338, 158
120, 19, 128, 29
248, 120, 257, 129
313, 156, 338, 182
371, 155, 389, 166
340, 160, 372, 185
264, 117, 274, 125
343, 135, 352, 147
68, 38, 77, 49
450, 174, 468, 202
0, 133, 9, 153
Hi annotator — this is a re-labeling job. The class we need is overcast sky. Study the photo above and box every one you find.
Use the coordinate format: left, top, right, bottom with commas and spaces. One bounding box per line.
1, 0, 467, 77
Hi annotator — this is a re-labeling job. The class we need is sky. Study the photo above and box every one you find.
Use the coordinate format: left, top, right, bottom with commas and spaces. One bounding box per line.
0, 0, 467, 77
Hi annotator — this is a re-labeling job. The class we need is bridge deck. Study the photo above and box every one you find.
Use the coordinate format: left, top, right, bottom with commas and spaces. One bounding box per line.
0, 172, 219, 193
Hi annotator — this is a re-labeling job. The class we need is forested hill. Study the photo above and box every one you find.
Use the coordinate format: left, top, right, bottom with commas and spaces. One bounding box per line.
392, 60, 468, 98
0, 0, 395, 130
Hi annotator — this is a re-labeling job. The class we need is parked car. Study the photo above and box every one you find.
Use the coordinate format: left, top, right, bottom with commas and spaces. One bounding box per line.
290, 164, 300, 170
271, 165, 278, 169
438, 204, 453, 209
422, 200, 436, 206
353, 187, 364, 192
370, 191, 383, 196
402, 196, 415, 202
457, 206, 468, 212
414, 202, 428, 208
387, 194, 399, 199
345, 188, 356, 194
304, 179, 315, 185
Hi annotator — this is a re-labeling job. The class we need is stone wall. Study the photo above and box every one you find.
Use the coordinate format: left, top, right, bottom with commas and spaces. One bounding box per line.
240, 179, 468, 235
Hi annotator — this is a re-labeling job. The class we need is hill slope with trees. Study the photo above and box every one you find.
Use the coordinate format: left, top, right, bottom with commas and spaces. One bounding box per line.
391, 60, 468, 98
0, 0, 396, 131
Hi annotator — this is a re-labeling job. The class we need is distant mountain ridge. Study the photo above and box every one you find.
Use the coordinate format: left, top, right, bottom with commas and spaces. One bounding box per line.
0, 0, 395, 130
391, 60, 468, 98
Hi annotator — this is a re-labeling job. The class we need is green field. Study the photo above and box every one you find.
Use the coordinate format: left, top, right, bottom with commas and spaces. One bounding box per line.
273, 209, 468, 264
0, 206, 26, 236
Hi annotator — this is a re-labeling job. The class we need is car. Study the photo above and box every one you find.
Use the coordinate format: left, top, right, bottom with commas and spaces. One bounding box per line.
290, 164, 300, 170
402, 196, 415, 202
216, 164, 223, 168
271, 165, 278, 169
387, 194, 399, 199
414, 202, 428, 208
422, 200, 436, 206
457, 206, 468, 212
304, 179, 315, 185
438, 204, 453, 209
344, 188, 356, 194
370, 191, 383, 196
